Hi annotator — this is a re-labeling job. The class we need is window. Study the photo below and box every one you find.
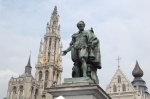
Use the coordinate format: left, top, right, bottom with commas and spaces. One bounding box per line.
13, 86, 17, 94
113, 85, 117, 92
122, 84, 126, 91
118, 75, 121, 83
44, 81, 47, 89
35, 89, 38, 99
12, 86, 17, 99
19, 86, 23, 90
49, 38, 51, 48
42, 95, 46, 99
53, 70, 55, 79
39, 71, 42, 81
45, 70, 49, 80
19, 86, 23, 99
54, 39, 57, 50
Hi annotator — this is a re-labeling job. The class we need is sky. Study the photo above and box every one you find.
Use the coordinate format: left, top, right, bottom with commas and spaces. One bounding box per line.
0, 0, 150, 98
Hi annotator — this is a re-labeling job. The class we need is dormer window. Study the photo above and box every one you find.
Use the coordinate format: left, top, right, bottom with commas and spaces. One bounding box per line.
113, 85, 117, 92
122, 84, 126, 91
118, 75, 121, 83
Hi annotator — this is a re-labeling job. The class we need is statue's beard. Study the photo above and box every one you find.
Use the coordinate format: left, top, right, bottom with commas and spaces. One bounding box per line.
78, 27, 84, 31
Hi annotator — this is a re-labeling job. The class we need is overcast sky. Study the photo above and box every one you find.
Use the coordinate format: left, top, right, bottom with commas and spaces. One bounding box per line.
0, 0, 150, 98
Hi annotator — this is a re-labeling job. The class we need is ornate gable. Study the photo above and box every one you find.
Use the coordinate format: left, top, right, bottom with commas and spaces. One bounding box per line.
106, 67, 135, 94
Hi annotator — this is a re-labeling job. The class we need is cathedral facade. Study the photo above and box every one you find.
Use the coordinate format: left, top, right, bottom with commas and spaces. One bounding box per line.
106, 61, 150, 99
6, 6, 62, 99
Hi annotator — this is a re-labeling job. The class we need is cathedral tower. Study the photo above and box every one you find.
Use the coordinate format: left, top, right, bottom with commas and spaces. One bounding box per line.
6, 6, 62, 99
35, 6, 62, 98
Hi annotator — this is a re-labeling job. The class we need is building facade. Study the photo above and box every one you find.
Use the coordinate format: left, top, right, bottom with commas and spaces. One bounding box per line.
106, 61, 150, 99
7, 56, 40, 99
6, 6, 62, 99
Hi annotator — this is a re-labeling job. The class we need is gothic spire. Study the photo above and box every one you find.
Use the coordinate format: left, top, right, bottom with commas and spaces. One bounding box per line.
20, 55, 33, 78
132, 60, 143, 78
52, 6, 57, 15
27, 55, 31, 66
25, 55, 32, 75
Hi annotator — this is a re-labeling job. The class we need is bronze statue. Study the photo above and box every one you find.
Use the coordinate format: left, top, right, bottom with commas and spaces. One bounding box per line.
62, 21, 101, 84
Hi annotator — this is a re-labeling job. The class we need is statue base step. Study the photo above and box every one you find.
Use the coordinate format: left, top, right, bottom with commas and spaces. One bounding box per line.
64, 77, 94, 84
47, 78, 111, 99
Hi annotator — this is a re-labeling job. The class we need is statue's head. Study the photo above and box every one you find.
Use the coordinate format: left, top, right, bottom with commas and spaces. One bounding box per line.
77, 21, 85, 31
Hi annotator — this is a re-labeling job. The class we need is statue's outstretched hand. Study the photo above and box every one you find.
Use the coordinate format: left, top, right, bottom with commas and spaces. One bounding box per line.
62, 50, 68, 56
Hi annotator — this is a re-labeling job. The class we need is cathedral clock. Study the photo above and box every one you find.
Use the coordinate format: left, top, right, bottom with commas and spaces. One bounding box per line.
40, 55, 48, 64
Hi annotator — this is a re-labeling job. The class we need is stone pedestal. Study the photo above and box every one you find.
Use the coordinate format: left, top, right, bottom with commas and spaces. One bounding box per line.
47, 77, 111, 99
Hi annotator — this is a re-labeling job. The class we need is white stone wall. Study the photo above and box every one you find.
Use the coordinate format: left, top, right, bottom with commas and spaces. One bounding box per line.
7, 76, 39, 99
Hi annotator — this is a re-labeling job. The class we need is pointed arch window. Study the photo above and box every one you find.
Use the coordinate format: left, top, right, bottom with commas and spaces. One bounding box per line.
118, 75, 121, 83
39, 71, 42, 81
122, 84, 126, 91
13, 86, 17, 94
45, 70, 49, 80
54, 39, 57, 50
35, 89, 38, 99
49, 38, 52, 49
53, 70, 55, 79
19, 86, 23, 99
113, 85, 117, 92
12, 86, 17, 99
44, 81, 47, 89
42, 95, 46, 99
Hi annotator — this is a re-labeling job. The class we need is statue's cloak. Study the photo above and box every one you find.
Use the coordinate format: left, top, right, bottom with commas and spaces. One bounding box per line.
86, 30, 101, 69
